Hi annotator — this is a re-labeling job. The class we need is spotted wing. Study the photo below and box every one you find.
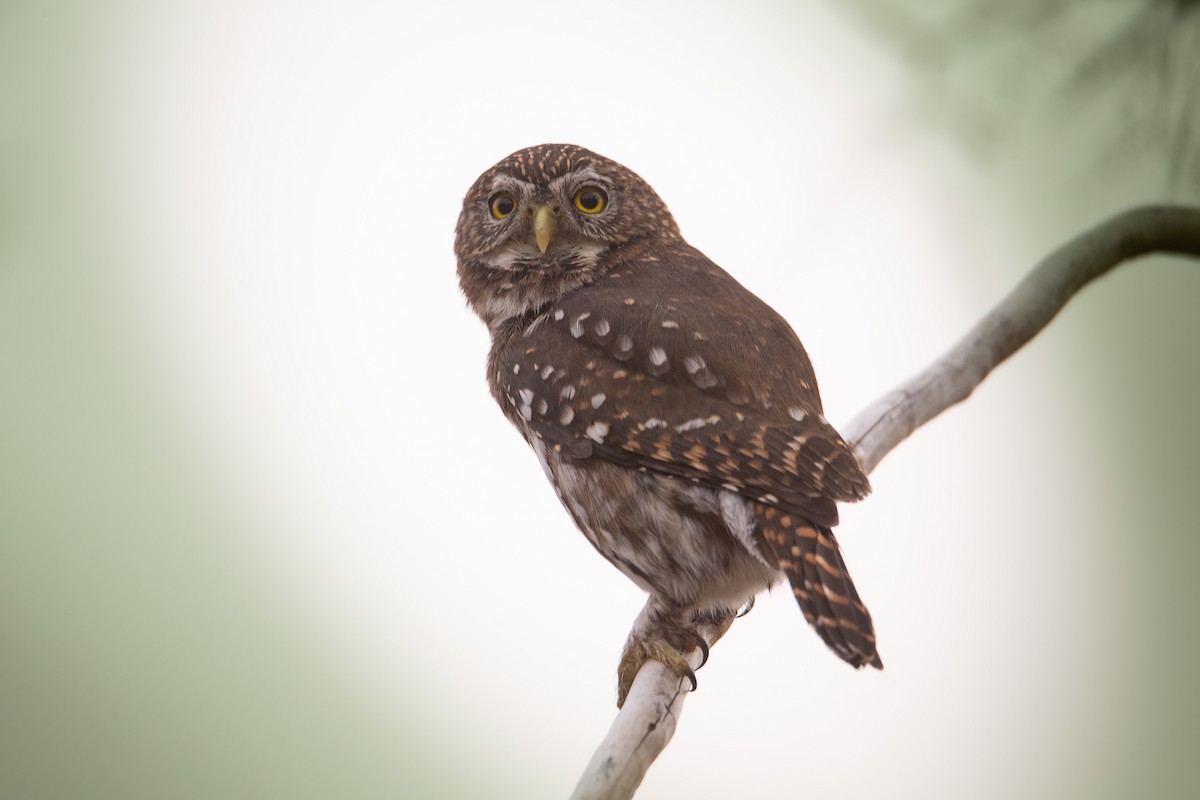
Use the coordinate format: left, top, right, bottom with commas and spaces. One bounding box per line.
493, 245, 870, 521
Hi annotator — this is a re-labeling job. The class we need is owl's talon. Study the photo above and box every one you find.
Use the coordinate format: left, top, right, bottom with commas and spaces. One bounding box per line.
616, 631, 704, 708
695, 636, 710, 669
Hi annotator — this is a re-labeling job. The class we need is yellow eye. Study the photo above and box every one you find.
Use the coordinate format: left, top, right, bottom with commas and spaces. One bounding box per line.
573, 186, 607, 214
489, 192, 517, 219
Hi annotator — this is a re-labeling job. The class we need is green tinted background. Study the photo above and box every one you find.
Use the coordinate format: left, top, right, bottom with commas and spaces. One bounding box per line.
2, 2, 1196, 798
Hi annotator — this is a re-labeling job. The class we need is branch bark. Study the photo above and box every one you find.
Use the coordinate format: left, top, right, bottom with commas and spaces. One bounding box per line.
570, 204, 1200, 800
569, 659, 697, 800
845, 204, 1200, 472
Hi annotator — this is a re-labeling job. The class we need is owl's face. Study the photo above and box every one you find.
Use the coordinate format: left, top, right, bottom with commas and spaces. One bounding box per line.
455, 144, 680, 326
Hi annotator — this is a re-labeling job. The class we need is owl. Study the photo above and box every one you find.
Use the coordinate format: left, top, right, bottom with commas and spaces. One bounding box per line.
455, 144, 881, 706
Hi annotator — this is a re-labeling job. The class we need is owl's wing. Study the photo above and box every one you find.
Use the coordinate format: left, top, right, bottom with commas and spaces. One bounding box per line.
495, 247, 870, 525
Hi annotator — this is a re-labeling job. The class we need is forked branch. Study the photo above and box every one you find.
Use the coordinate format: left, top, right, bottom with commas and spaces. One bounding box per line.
570, 204, 1200, 800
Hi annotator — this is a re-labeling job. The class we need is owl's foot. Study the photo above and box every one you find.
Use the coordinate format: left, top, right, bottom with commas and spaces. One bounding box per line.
615, 600, 746, 707
616, 622, 705, 709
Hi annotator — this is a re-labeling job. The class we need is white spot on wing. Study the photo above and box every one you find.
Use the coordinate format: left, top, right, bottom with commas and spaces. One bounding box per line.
586, 421, 609, 443
518, 388, 534, 405
593, 319, 611, 336
553, 308, 565, 321
661, 320, 679, 329
643, 418, 668, 429
590, 393, 606, 409
559, 406, 575, 425
674, 414, 721, 432
788, 406, 807, 421
570, 312, 591, 338
649, 347, 667, 366
683, 355, 706, 374
616, 335, 633, 352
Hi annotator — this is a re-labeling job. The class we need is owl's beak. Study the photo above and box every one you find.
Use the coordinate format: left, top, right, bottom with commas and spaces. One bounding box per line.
532, 204, 557, 254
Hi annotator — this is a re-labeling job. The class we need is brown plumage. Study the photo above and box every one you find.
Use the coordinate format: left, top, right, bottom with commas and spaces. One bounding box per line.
456, 144, 881, 705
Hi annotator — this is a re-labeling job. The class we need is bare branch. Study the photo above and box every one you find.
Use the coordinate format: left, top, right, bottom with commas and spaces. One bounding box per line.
572, 204, 1200, 799
844, 204, 1200, 472
568, 660, 696, 800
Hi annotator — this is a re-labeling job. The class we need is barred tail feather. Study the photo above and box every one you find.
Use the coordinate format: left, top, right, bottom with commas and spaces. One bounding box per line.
755, 506, 882, 669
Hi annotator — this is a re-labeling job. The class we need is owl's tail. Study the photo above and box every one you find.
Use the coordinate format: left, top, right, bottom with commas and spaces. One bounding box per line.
756, 507, 882, 669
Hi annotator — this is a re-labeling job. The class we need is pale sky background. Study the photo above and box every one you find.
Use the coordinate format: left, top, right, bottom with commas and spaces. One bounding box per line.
2, 1, 1197, 798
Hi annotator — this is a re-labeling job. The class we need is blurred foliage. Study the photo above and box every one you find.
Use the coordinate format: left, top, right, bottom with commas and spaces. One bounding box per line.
839, 0, 1199, 196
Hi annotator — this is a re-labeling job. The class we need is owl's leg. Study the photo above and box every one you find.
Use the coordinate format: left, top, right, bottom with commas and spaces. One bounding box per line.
616, 598, 741, 708
616, 596, 707, 708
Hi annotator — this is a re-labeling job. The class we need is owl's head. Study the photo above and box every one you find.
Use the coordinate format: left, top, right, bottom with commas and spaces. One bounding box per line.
455, 144, 680, 327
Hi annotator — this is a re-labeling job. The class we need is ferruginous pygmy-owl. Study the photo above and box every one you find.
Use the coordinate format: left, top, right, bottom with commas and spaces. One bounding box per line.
455, 144, 881, 706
